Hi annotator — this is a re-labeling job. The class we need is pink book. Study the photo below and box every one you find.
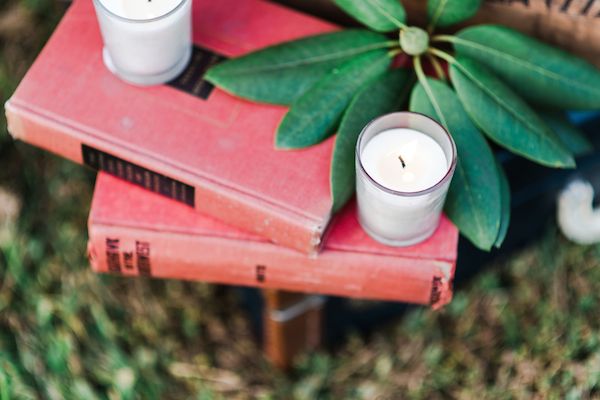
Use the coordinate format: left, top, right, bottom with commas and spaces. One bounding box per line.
5, 0, 344, 254
88, 174, 458, 308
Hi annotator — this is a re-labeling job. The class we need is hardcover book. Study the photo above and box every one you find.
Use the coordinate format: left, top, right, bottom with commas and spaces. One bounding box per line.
88, 174, 459, 309
6, 0, 343, 254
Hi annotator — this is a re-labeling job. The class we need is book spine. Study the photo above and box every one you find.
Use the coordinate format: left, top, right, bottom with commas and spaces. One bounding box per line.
5, 101, 324, 255
87, 222, 454, 308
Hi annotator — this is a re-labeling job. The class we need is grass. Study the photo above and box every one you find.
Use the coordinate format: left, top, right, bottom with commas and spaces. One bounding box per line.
1, 1, 599, 398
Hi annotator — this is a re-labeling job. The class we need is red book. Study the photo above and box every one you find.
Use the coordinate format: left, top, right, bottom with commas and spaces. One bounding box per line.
5, 0, 343, 254
88, 174, 458, 309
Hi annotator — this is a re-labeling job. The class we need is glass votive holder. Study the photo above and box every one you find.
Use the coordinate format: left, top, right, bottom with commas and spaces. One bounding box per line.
93, 0, 192, 86
355, 112, 457, 246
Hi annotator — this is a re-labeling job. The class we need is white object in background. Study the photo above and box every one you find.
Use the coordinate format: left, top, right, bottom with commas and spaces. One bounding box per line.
356, 112, 457, 247
93, 0, 192, 86
557, 179, 600, 245
0, 186, 21, 246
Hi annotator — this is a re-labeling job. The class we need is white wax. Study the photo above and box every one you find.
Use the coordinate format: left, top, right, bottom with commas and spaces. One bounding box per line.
98, 0, 182, 20
361, 128, 448, 192
356, 122, 455, 247
94, 0, 192, 85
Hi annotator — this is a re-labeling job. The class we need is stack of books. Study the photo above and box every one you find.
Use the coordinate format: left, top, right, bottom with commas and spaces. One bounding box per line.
5, 0, 458, 308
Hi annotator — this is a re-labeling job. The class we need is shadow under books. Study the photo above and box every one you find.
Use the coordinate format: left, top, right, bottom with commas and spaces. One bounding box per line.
236, 114, 600, 350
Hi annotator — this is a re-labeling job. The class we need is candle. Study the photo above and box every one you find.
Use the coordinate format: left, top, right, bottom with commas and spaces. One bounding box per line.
355, 112, 456, 246
93, 0, 192, 86
361, 128, 448, 192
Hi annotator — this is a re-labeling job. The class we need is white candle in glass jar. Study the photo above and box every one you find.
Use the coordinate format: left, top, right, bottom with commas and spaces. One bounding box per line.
93, 0, 192, 86
361, 128, 448, 192
356, 113, 456, 246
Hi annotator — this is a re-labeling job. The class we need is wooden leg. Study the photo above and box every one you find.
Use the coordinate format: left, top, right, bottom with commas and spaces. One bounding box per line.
262, 289, 324, 370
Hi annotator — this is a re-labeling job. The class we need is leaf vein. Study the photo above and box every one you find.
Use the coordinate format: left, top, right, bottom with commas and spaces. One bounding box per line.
453, 37, 600, 96
454, 61, 562, 152
367, 0, 404, 28
216, 41, 390, 76
457, 160, 490, 244
286, 54, 389, 141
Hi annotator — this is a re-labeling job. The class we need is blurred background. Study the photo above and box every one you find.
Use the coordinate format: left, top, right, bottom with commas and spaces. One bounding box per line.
1, 0, 600, 398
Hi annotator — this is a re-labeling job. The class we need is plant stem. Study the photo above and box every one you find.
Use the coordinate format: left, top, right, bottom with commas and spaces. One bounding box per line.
413, 56, 426, 85
426, 24, 435, 35
431, 34, 456, 43
385, 40, 399, 48
428, 47, 457, 65
413, 56, 447, 127
388, 48, 403, 58
427, 1, 445, 33
426, 53, 446, 81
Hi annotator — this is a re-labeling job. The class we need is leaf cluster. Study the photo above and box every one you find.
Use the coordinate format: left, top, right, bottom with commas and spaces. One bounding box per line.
205, 0, 600, 250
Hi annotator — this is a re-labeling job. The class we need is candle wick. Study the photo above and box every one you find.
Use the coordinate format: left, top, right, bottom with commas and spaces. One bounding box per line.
398, 155, 406, 169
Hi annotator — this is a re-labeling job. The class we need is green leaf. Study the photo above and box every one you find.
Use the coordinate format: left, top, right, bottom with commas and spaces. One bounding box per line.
276, 50, 391, 149
450, 56, 575, 168
494, 161, 510, 248
452, 25, 600, 109
330, 69, 411, 212
410, 78, 501, 251
333, 0, 406, 32
204, 30, 390, 105
428, 0, 481, 28
538, 110, 593, 156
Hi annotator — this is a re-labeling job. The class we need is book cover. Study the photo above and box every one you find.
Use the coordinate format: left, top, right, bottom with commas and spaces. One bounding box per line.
5, 0, 342, 254
88, 174, 459, 309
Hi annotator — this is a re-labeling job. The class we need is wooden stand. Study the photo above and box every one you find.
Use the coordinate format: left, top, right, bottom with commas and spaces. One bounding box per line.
262, 290, 325, 369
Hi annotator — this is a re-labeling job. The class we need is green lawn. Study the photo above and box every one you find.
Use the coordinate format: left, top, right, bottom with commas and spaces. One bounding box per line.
1, 1, 599, 399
